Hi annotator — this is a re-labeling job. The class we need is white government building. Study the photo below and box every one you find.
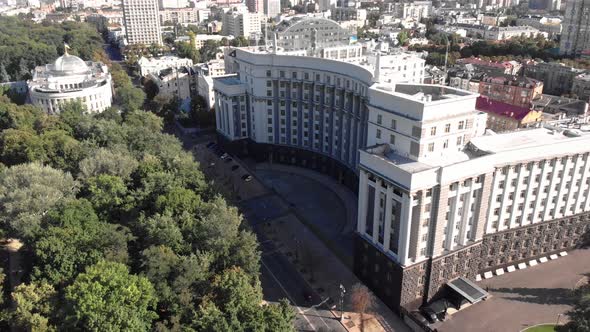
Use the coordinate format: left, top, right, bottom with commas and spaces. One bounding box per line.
27, 51, 113, 114
213, 47, 590, 311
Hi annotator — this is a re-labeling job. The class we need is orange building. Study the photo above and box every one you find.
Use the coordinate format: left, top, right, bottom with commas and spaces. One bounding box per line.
478, 76, 543, 108
476, 96, 543, 132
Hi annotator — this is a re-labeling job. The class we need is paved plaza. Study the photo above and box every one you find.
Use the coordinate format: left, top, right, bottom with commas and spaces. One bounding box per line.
437, 248, 590, 332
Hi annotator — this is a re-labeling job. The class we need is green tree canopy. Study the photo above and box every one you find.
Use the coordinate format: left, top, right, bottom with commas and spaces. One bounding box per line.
64, 261, 157, 331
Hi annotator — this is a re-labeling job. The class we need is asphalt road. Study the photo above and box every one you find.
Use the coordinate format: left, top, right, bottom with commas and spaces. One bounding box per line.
253, 223, 346, 332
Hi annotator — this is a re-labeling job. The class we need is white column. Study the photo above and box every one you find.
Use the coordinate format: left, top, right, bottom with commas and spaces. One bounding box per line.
357, 170, 368, 234
508, 164, 525, 228
543, 159, 559, 220
398, 193, 413, 266
372, 180, 382, 244
382, 184, 394, 251
565, 155, 581, 215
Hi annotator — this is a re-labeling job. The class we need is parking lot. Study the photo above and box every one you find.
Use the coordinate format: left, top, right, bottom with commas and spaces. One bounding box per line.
435, 248, 590, 332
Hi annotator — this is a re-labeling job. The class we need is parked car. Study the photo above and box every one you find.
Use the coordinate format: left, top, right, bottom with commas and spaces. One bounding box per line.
220, 153, 229, 160
231, 165, 239, 171
420, 299, 450, 324
206, 142, 215, 148
241, 174, 253, 182
224, 157, 233, 163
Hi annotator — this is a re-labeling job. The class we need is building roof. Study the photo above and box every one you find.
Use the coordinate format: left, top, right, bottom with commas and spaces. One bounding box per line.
476, 96, 533, 121
50, 54, 89, 75
480, 75, 543, 88
447, 277, 489, 304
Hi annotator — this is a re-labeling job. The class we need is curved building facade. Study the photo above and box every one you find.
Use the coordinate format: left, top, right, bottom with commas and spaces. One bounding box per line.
28, 52, 113, 114
214, 48, 373, 189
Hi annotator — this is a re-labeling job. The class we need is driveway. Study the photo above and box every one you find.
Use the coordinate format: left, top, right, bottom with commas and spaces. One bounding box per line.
436, 248, 590, 332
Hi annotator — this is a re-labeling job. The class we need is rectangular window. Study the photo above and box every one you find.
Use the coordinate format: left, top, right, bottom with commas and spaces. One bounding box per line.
377, 114, 382, 125
430, 126, 437, 136
443, 139, 449, 149
458, 121, 465, 130
391, 119, 397, 130
376, 129, 381, 139
428, 143, 434, 152
390, 134, 395, 145
445, 123, 451, 133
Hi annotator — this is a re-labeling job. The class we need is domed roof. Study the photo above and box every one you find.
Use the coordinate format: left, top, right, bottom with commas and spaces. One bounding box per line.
51, 53, 89, 74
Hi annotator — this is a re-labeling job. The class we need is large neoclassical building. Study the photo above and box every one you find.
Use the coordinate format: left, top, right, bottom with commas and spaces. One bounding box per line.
27, 51, 113, 114
214, 47, 590, 312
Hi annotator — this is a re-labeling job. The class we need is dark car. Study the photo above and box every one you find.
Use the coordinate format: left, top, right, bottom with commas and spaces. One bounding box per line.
241, 174, 253, 182
420, 299, 450, 324
302, 290, 313, 303
224, 157, 233, 163
231, 165, 239, 171
206, 142, 216, 148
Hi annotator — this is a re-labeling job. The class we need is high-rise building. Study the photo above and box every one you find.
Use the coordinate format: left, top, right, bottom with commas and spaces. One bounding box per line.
264, 0, 280, 17
246, 0, 264, 13
214, 48, 590, 312
221, 7, 263, 39
123, 0, 163, 46
560, 0, 590, 55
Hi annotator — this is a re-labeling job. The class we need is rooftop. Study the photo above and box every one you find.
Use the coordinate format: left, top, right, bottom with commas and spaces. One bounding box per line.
214, 75, 242, 86
476, 96, 534, 121
373, 83, 472, 102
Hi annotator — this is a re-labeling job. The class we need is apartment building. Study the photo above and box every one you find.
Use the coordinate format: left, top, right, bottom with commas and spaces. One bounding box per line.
560, 0, 590, 56
478, 76, 543, 108
137, 56, 194, 77
221, 8, 262, 39
122, 0, 162, 45
572, 73, 590, 101
524, 61, 586, 96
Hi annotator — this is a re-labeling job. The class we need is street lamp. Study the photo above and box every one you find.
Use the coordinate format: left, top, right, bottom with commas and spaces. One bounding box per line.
339, 284, 346, 322
556, 313, 563, 326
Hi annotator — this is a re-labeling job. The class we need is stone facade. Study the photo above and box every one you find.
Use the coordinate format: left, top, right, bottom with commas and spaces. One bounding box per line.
354, 211, 590, 313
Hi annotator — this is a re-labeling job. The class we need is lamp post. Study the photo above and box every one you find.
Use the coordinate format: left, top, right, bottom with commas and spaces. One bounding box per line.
556, 313, 563, 326
339, 284, 346, 322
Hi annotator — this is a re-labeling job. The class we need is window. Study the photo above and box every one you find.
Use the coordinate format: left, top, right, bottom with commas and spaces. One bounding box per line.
445, 123, 451, 133
443, 139, 449, 149
391, 119, 397, 130
412, 126, 421, 138
430, 126, 437, 136
457, 136, 462, 145
266, 70, 271, 77
376, 129, 381, 139
377, 114, 382, 125
428, 143, 435, 152
389, 134, 396, 145
458, 121, 465, 130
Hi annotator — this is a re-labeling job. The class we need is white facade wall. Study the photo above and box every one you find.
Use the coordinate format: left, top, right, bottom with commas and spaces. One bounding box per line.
123, 0, 162, 45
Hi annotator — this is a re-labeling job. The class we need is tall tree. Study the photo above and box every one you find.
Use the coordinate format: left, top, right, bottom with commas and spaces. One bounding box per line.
64, 261, 157, 331
0, 162, 77, 239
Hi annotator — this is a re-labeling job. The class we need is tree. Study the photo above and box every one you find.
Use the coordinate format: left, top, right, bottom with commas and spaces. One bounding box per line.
350, 283, 376, 332
0, 163, 77, 239
116, 84, 146, 113
230, 36, 250, 47
397, 30, 409, 46
78, 147, 139, 180
557, 283, 590, 332
143, 78, 160, 101
83, 174, 129, 217
32, 199, 130, 286
4, 282, 57, 332
64, 261, 157, 331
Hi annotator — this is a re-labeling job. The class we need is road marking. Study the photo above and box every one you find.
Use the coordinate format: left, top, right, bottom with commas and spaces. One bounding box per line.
261, 259, 316, 331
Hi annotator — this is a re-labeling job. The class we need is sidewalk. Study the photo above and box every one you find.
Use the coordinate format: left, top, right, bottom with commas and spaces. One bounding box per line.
262, 213, 410, 332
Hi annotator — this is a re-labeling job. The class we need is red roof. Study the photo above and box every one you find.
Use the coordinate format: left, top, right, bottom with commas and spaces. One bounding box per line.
475, 96, 534, 121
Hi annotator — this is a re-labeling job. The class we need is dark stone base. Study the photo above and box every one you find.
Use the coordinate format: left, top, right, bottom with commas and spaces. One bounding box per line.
354, 212, 590, 313
216, 134, 359, 193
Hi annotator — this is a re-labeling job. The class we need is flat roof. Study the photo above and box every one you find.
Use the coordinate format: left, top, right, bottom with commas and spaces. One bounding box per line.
447, 277, 489, 304
214, 76, 243, 86
468, 128, 577, 154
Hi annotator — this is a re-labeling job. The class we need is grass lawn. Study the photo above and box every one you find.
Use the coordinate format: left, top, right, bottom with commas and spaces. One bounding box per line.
524, 324, 557, 332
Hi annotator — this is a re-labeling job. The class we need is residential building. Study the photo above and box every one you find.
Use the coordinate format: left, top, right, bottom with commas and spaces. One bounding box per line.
560, 0, 590, 56
476, 96, 543, 132
221, 8, 262, 39
532, 94, 589, 124
213, 32, 590, 316
479, 76, 543, 108
122, 0, 162, 46
331, 7, 367, 21
146, 66, 192, 101
423, 65, 446, 85
319, 0, 337, 11
365, 51, 425, 84
246, 0, 263, 13
456, 58, 519, 76
28, 51, 113, 114
481, 13, 507, 26
391, 1, 432, 21
137, 56, 194, 77
447, 69, 486, 93
274, 16, 352, 55
484, 25, 543, 41
516, 15, 562, 37
529, 0, 561, 10
572, 73, 590, 101
194, 34, 234, 49
524, 61, 586, 96
159, 0, 189, 8
264, 0, 280, 17
160, 8, 210, 25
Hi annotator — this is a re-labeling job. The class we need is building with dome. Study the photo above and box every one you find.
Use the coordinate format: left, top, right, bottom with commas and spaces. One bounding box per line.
27, 50, 113, 114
